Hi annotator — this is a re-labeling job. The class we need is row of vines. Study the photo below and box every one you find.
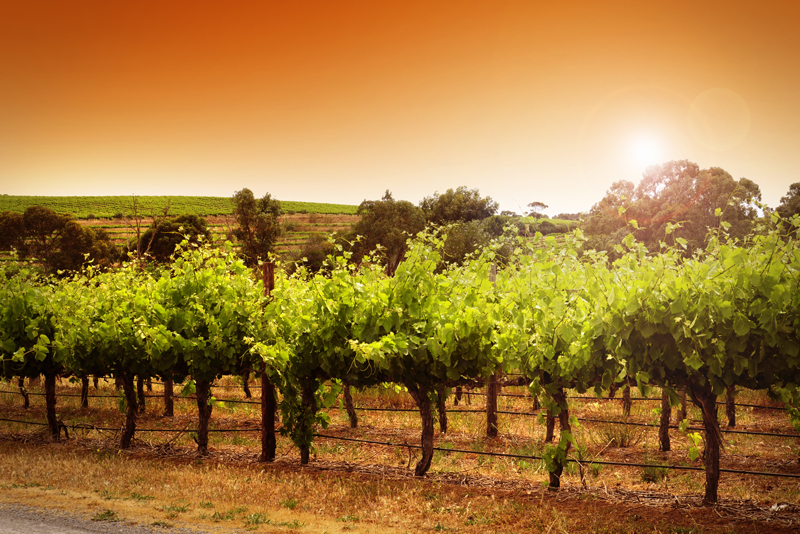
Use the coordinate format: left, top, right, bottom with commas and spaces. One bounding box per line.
2, 216, 799, 505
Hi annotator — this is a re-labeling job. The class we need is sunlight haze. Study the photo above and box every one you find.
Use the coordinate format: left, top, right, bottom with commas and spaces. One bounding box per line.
1, 1, 798, 215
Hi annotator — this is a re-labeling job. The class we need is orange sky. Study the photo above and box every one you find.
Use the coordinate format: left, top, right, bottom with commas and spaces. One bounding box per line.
1, 1, 798, 214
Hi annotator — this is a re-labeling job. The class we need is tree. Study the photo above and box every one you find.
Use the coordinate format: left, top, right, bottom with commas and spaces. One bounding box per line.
777, 182, 800, 219
439, 221, 492, 268
583, 161, 762, 256
1, 206, 118, 275
231, 189, 282, 267
526, 201, 549, 219
343, 191, 425, 275
420, 186, 498, 226
137, 214, 211, 262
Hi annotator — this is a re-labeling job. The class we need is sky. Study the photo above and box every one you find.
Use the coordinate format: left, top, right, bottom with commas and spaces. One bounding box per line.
1, 1, 799, 215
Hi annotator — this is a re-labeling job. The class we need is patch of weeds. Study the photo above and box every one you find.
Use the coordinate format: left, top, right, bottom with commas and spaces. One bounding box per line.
212, 507, 247, 522
591, 417, 644, 448
421, 489, 440, 501
98, 489, 119, 500
510, 442, 544, 472
244, 512, 271, 527
669, 527, 699, 534
151, 521, 173, 528
161, 503, 190, 513
129, 492, 155, 501
337, 514, 360, 522
464, 514, 494, 526
642, 462, 669, 483
199, 501, 215, 509
434, 522, 449, 531
274, 519, 305, 529
433, 442, 454, 462
92, 509, 122, 522
280, 497, 298, 509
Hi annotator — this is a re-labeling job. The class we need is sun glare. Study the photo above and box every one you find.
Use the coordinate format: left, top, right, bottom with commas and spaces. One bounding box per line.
628, 137, 661, 169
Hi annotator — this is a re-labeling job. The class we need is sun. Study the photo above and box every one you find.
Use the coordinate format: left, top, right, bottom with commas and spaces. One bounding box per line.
628, 136, 661, 169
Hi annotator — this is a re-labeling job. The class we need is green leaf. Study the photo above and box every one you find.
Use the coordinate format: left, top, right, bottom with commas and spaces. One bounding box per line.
684, 353, 704, 371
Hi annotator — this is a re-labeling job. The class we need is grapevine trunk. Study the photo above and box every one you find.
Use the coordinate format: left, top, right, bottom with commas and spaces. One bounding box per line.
408, 384, 434, 477
119, 372, 138, 448
44, 370, 58, 440
689, 383, 722, 505
196, 379, 213, 456
343, 383, 358, 429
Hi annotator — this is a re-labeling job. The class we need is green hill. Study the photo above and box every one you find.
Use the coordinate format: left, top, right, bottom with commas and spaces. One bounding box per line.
0, 195, 357, 219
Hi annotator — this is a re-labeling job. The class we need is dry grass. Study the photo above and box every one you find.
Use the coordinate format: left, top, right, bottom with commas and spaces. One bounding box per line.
2, 379, 800, 533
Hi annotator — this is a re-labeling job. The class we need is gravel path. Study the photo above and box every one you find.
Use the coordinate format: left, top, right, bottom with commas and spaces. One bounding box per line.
0, 503, 215, 534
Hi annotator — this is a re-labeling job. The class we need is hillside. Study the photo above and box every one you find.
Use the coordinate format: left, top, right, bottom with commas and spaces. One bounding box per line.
0, 195, 357, 219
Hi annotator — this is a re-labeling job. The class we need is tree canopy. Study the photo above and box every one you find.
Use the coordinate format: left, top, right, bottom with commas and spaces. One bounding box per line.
231, 189, 282, 267
584, 160, 761, 256
420, 186, 498, 226
137, 214, 211, 262
343, 191, 425, 275
0, 206, 118, 275
777, 182, 800, 219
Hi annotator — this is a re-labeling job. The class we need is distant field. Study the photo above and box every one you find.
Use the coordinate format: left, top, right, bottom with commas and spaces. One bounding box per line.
0, 195, 358, 219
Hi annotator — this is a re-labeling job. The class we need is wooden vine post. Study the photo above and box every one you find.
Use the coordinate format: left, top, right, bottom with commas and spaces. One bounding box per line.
260, 262, 277, 462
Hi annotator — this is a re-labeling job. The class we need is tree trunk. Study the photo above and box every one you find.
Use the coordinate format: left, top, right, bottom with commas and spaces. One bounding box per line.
689, 383, 722, 505
545, 410, 556, 442
622, 384, 632, 416
119, 372, 138, 449
44, 371, 59, 440
343, 383, 358, 429
93, 375, 99, 389
532, 394, 541, 411
259, 371, 277, 462
18, 378, 29, 409
146, 377, 152, 392
436, 385, 447, 434
163, 378, 174, 417
114, 375, 122, 391
486, 371, 500, 437
299, 382, 317, 465
408, 384, 434, 477
659, 389, 671, 452
242, 371, 252, 399
677, 389, 687, 423
548, 389, 572, 489
454, 386, 462, 406
136, 376, 146, 414
80, 375, 89, 408
725, 385, 736, 428
195, 380, 213, 456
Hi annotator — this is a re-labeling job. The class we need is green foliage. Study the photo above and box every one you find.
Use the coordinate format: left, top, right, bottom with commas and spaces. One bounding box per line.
420, 186, 498, 226
341, 190, 425, 275
137, 214, 211, 262
1, 206, 118, 275
231, 189, 282, 267
777, 182, 800, 219
584, 160, 762, 257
